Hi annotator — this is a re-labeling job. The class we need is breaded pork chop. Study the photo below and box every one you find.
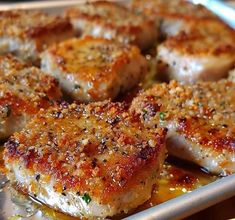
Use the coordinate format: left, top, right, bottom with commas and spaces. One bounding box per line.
157, 20, 235, 83
130, 0, 216, 37
41, 37, 147, 102
4, 101, 167, 218
130, 80, 235, 176
0, 55, 61, 139
0, 10, 74, 64
65, 1, 158, 50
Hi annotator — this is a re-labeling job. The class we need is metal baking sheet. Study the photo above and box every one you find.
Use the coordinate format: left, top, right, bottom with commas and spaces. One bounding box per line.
0, 1, 235, 220
126, 174, 235, 220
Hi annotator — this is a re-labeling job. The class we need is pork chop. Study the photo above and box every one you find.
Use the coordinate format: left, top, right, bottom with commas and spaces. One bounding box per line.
65, 1, 158, 50
0, 10, 74, 64
130, 80, 235, 176
41, 37, 147, 102
157, 20, 235, 83
130, 0, 216, 37
4, 101, 167, 218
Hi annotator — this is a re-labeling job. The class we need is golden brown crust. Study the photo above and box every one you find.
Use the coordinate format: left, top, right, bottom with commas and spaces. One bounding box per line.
66, 1, 146, 29
41, 36, 147, 101
0, 10, 72, 40
65, 1, 157, 50
161, 19, 235, 56
4, 101, 167, 203
0, 55, 61, 115
130, 0, 216, 22
48, 37, 139, 76
0, 10, 74, 64
130, 0, 220, 38
130, 80, 235, 153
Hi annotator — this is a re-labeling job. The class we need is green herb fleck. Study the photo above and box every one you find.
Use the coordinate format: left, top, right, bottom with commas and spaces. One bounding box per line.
159, 112, 165, 120
82, 193, 91, 204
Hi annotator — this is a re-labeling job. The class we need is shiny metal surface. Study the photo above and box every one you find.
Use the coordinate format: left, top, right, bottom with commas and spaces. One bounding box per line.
0, 0, 124, 11
0, 1, 235, 220
0, 179, 51, 220
190, 0, 235, 28
126, 174, 235, 220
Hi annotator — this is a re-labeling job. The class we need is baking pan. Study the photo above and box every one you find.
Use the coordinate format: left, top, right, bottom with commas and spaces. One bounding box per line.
0, 1, 235, 219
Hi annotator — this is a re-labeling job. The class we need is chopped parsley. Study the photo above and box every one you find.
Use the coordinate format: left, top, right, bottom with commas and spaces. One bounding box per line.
82, 193, 91, 204
159, 112, 165, 120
